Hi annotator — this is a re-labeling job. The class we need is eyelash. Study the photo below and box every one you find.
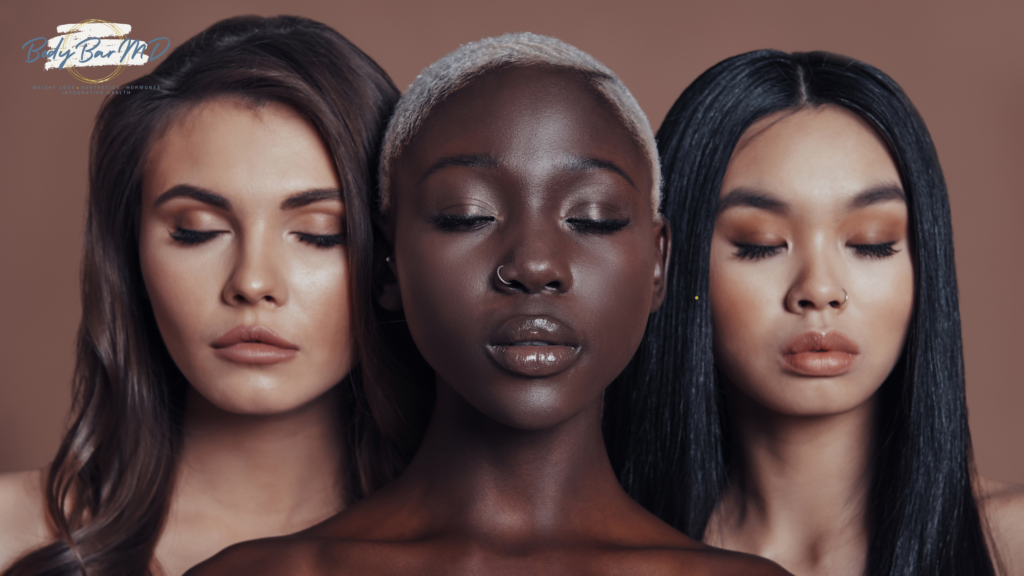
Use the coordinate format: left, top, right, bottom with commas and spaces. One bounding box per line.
293, 232, 344, 248
566, 218, 630, 234
429, 214, 496, 231
733, 242, 899, 260
169, 228, 342, 248
169, 227, 221, 245
850, 242, 898, 259
428, 214, 630, 234
734, 243, 785, 260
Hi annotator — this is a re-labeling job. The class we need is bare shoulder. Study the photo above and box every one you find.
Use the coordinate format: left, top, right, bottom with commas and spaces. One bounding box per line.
604, 503, 791, 576
185, 534, 326, 576
978, 476, 1024, 574
0, 469, 52, 571
186, 531, 415, 576
634, 545, 792, 576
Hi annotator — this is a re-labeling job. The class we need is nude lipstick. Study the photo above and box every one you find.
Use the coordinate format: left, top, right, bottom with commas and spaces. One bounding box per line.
781, 331, 860, 377
487, 316, 582, 378
211, 326, 298, 365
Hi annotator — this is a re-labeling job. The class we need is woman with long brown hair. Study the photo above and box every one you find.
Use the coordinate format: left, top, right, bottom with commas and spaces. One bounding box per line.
0, 15, 410, 575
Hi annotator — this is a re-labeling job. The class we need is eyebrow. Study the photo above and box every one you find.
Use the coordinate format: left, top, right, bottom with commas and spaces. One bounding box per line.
154, 185, 230, 209
717, 183, 907, 215
420, 154, 499, 183
847, 184, 905, 209
717, 188, 788, 215
154, 184, 341, 211
564, 156, 637, 190
280, 188, 342, 210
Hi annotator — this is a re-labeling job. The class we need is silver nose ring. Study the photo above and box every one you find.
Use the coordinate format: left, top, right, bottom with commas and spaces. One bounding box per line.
833, 288, 848, 307
496, 265, 512, 286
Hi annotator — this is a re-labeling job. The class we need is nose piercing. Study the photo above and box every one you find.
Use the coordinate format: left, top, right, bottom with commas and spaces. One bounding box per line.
831, 288, 848, 308
496, 265, 512, 286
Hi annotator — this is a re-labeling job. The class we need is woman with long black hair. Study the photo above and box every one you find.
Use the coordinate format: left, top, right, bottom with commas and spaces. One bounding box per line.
0, 15, 416, 576
605, 50, 1023, 575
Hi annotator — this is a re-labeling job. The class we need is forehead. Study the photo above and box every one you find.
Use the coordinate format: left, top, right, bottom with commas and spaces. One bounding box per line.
393, 65, 651, 196
143, 99, 338, 203
723, 105, 901, 209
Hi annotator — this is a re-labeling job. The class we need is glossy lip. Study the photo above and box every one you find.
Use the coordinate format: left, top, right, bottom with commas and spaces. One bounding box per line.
211, 325, 299, 365
486, 316, 582, 378
781, 331, 861, 377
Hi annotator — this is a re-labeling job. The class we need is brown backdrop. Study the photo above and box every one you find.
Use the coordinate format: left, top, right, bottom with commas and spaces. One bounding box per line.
2, 0, 1021, 482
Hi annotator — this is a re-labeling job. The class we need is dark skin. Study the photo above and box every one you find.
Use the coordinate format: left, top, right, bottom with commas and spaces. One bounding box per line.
188, 65, 789, 576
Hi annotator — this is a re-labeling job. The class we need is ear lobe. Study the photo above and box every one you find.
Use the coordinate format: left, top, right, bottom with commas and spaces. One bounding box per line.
650, 216, 672, 312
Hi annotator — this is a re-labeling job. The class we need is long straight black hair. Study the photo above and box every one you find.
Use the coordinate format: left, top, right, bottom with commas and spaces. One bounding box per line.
604, 50, 997, 575
4, 15, 414, 576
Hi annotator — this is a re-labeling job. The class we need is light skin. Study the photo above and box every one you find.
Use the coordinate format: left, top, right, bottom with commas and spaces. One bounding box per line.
0, 99, 354, 575
703, 105, 1024, 575
187, 66, 788, 576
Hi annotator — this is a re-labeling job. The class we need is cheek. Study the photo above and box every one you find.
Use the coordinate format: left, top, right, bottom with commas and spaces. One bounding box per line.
138, 227, 222, 361
291, 248, 353, 358
397, 234, 483, 371
856, 254, 914, 365
709, 242, 780, 373
579, 238, 658, 363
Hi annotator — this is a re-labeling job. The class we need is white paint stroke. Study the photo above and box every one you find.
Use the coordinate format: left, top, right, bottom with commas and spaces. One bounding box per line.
44, 23, 150, 71
55, 22, 132, 36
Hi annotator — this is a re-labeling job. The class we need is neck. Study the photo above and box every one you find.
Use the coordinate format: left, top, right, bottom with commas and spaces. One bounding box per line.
173, 385, 346, 525
397, 380, 629, 541
710, 390, 876, 576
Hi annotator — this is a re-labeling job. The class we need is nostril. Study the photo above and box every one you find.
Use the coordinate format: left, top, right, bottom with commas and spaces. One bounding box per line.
798, 299, 813, 308
544, 281, 561, 291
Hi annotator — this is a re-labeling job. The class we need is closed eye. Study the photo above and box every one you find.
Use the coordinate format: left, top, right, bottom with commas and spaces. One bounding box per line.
294, 232, 343, 248
566, 218, 629, 234
850, 242, 898, 259
170, 227, 223, 245
734, 242, 786, 260
429, 213, 495, 231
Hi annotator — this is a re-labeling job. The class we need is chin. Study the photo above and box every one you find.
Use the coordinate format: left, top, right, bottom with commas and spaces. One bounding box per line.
195, 378, 332, 416
470, 384, 595, 431
746, 379, 880, 419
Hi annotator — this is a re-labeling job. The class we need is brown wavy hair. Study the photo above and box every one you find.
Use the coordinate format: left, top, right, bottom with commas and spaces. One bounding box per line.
4, 15, 419, 575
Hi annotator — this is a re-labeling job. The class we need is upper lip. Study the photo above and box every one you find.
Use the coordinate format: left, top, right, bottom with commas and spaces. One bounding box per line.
212, 326, 298, 349
490, 316, 580, 348
782, 331, 860, 355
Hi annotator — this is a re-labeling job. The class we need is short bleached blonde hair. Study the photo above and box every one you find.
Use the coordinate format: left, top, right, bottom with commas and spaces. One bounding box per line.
377, 32, 661, 215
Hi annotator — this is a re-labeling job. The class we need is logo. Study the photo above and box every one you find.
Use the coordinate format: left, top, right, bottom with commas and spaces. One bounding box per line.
22, 20, 170, 84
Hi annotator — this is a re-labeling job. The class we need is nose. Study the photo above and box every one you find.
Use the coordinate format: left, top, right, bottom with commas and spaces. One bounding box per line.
222, 230, 288, 307
785, 247, 847, 314
493, 220, 573, 295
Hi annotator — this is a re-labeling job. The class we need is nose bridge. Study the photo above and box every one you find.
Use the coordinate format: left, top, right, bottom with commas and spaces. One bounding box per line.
501, 208, 573, 294
787, 230, 845, 313
223, 221, 286, 306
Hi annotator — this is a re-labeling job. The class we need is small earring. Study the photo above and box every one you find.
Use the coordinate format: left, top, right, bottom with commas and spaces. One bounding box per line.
386, 255, 392, 263
496, 265, 512, 286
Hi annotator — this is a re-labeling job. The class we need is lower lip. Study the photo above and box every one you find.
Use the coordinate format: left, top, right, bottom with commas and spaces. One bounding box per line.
213, 343, 297, 365
782, 351, 858, 377
487, 344, 581, 377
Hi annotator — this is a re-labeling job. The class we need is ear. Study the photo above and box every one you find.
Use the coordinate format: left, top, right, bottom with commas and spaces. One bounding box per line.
649, 215, 671, 313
